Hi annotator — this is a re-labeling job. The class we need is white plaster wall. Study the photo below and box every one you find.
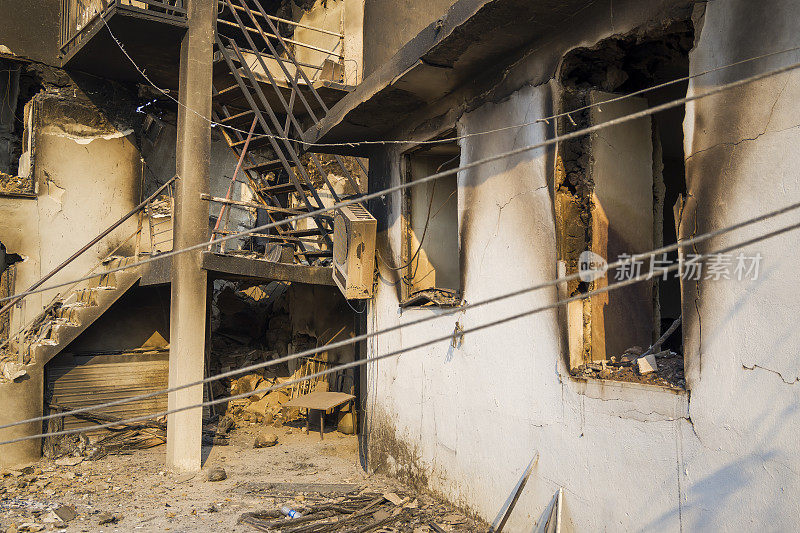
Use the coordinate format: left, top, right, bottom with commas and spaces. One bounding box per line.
365, 2, 800, 530
1, 95, 143, 337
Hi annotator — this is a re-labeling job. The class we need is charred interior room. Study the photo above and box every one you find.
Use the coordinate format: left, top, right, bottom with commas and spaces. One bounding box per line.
400, 134, 461, 308
557, 23, 693, 388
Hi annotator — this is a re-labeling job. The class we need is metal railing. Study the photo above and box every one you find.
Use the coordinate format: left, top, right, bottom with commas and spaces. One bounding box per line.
60, 0, 187, 54
217, 0, 347, 84
0, 176, 177, 359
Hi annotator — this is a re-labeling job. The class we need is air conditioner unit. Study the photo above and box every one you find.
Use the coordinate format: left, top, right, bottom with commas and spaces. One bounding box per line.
333, 204, 377, 299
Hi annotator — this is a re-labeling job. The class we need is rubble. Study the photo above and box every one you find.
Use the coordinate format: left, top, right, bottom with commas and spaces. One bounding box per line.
576, 349, 684, 388
96, 512, 120, 525
636, 353, 658, 374
206, 467, 228, 482
254, 432, 279, 448
237, 488, 489, 532
0, 361, 27, 381
0, 172, 34, 197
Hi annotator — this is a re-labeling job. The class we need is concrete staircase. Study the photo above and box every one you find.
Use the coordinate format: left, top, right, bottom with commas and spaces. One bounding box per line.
7, 256, 142, 369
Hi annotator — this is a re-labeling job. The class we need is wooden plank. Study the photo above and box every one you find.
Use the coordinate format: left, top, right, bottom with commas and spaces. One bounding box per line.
283, 391, 355, 411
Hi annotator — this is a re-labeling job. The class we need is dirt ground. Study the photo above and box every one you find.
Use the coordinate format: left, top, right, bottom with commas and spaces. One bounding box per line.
0, 426, 488, 532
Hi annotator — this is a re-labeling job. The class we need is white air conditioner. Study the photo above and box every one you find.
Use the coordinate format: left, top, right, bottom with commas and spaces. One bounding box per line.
333, 204, 377, 300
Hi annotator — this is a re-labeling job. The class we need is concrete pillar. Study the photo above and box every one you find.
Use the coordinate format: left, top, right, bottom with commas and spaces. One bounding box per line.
0, 365, 43, 468
166, 0, 214, 472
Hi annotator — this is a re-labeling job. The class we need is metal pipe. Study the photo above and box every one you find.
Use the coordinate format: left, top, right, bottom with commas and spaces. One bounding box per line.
216, 18, 343, 58
222, 2, 343, 37
200, 193, 321, 217
0, 175, 179, 320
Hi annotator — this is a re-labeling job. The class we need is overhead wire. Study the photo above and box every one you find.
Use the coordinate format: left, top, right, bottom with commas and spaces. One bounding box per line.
3, 215, 799, 446
5, 0, 794, 453
2, 55, 800, 307
101, 9, 800, 148
2, 194, 799, 434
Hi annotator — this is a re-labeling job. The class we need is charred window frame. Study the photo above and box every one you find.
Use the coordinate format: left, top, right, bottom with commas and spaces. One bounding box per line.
399, 131, 461, 308
0, 58, 40, 198
555, 24, 693, 389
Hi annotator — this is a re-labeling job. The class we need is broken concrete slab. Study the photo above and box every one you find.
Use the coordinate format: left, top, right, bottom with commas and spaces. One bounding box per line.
636, 354, 658, 375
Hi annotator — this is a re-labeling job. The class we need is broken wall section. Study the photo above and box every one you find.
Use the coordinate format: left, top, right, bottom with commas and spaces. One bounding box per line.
0, 67, 146, 344
555, 24, 693, 387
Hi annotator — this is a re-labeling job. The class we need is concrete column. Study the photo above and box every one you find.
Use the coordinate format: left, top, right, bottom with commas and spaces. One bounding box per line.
0, 365, 43, 468
166, 0, 214, 472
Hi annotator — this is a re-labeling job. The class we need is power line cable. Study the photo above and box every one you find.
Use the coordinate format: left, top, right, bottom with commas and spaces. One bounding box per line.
2, 196, 799, 432
102, 11, 800, 148
1, 56, 799, 307
3, 217, 798, 446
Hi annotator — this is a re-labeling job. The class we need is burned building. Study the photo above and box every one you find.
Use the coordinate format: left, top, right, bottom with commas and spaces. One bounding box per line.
0, 0, 367, 471
1, 0, 800, 531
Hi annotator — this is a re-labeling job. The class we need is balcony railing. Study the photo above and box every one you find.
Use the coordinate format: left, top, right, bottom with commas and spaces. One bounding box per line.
60, 0, 186, 56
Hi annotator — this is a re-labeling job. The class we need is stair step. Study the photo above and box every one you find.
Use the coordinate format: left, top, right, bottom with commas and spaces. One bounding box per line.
217, 108, 259, 130
50, 318, 80, 328
60, 301, 91, 310
32, 339, 58, 347
260, 181, 315, 196
62, 290, 98, 307
285, 227, 333, 237
245, 159, 286, 174
54, 306, 81, 321
230, 135, 277, 151
13, 258, 144, 367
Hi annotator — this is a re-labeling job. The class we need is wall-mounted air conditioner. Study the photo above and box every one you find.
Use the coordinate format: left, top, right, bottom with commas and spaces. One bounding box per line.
333, 204, 376, 300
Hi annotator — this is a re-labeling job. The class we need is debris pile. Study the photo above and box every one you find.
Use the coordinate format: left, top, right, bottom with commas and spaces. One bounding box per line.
0, 467, 84, 530
237, 489, 488, 532
575, 346, 685, 388
213, 354, 331, 429
208, 280, 357, 435
42, 404, 226, 461
0, 172, 34, 196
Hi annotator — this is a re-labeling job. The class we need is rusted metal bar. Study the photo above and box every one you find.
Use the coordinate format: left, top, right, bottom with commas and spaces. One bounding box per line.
0, 175, 178, 320
200, 193, 328, 218
214, 47, 324, 71
222, 2, 343, 37
213, 230, 321, 243
211, 116, 258, 252
118, 0, 186, 13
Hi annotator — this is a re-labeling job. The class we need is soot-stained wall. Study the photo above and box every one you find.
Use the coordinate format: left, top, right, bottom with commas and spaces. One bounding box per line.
364, 0, 800, 530
362, 0, 457, 77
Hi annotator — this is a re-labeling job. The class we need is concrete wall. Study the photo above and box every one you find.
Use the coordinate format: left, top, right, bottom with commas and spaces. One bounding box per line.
364, 0, 800, 530
362, 0, 457, 77
293, 0, 365, 86
143, 121, 253, 251
0, 92, 143, 338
